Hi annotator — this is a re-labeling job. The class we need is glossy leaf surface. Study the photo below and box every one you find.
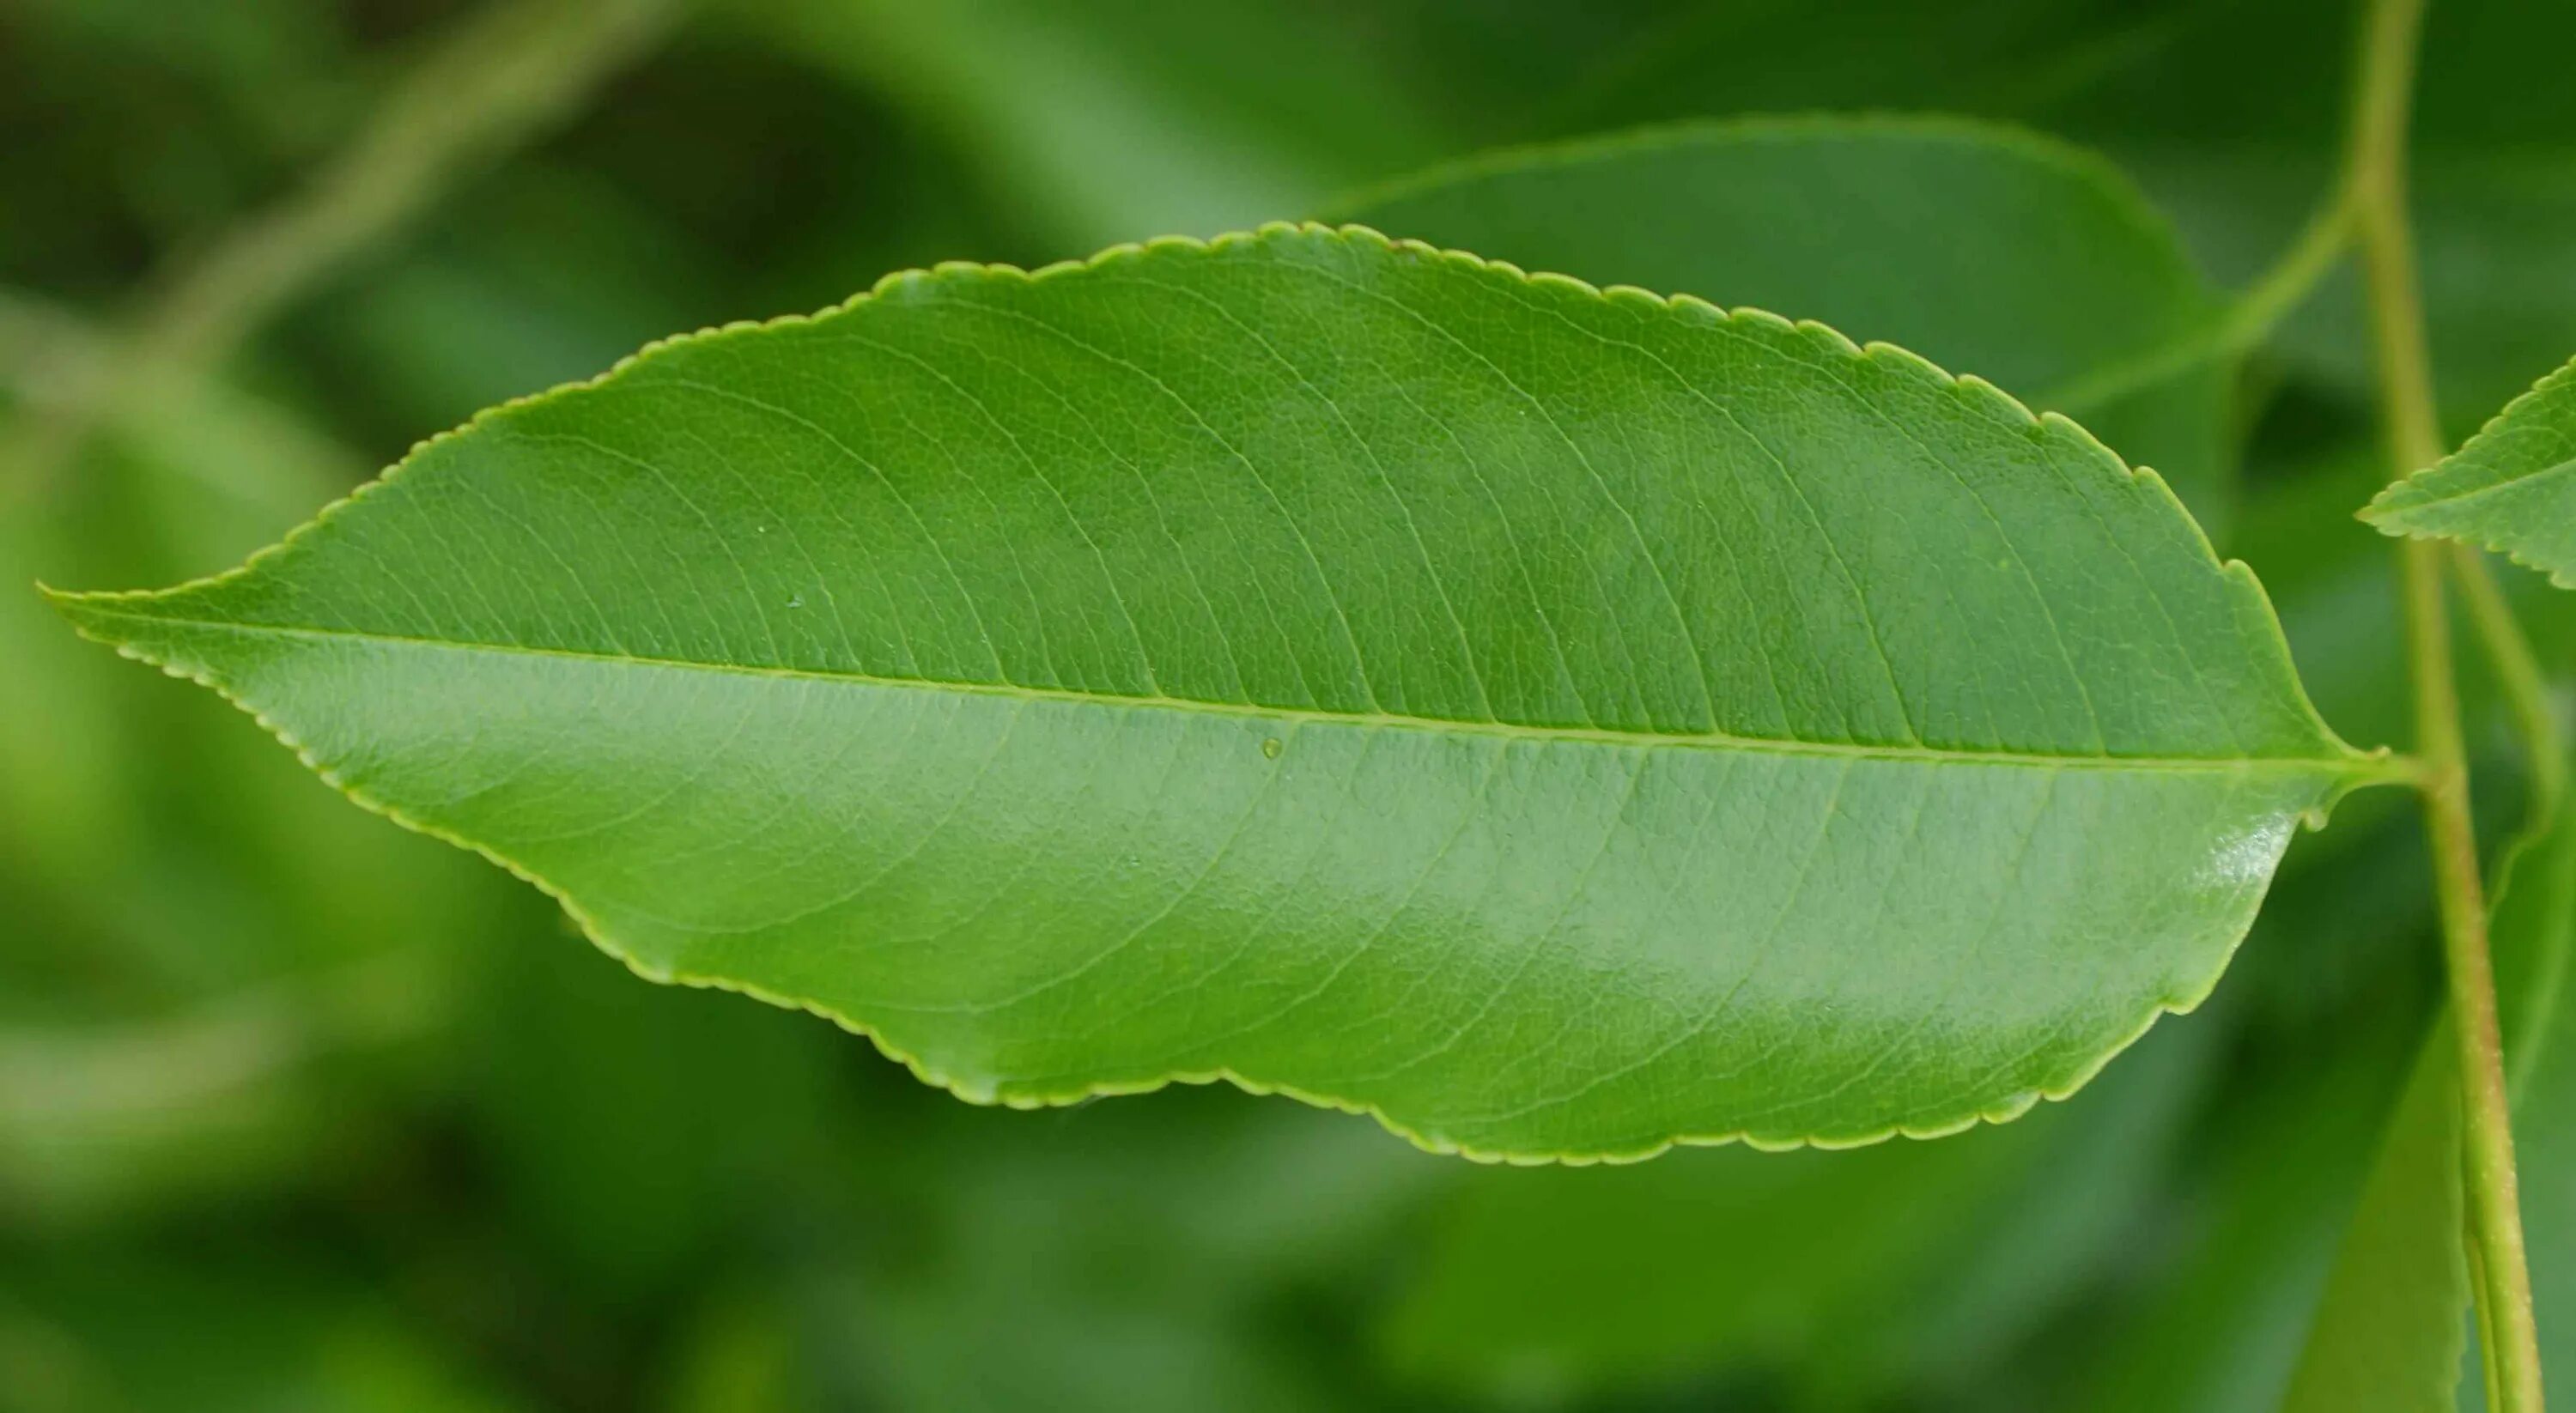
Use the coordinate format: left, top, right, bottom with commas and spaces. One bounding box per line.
1331, 117, 2237, 527
2366, 353, 2576, 586
52, 224, 2370, 1159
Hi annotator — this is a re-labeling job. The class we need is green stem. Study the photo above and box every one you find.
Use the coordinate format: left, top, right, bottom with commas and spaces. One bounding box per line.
2348, 0, 2544, 1404
2224, 186, 2359, 353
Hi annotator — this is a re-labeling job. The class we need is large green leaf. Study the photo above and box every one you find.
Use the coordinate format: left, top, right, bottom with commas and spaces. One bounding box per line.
50, 223, 2376, 1159
2366, 354, 2576, 587
1329, 116, 2238, 529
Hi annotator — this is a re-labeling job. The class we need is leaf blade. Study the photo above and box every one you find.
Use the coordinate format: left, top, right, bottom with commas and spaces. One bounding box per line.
2364, 352, 2576, 586
51, 223, 2370, 1160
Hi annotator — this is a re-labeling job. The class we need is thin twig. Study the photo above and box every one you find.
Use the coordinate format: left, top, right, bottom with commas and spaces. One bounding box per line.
2349, 0, 2544, 1403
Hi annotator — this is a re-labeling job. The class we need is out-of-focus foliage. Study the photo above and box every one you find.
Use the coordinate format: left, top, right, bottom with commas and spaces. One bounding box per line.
3, 0, 2571, 1409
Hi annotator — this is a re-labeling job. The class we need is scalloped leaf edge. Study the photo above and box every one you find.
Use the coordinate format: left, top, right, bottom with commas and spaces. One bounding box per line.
2362, 350, 2576, 589
43, 221, 2400, 1163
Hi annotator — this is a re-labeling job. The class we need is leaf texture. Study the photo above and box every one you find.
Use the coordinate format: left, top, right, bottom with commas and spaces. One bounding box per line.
2365, 352, 2576, 586
50, 223, 2374, 1160
1329, 116, 2238, 528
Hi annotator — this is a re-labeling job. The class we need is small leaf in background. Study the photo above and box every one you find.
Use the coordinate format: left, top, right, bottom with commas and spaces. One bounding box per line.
2365, 354, 2576, 587
55, 224, 2375, 1159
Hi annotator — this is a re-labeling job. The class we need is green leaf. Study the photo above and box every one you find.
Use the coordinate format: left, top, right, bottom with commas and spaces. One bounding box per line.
1329, 116, 2239, 529
2365, 353, 2576, 586
50, 222, 2374, 1160
2276, 1028, 2469, 1413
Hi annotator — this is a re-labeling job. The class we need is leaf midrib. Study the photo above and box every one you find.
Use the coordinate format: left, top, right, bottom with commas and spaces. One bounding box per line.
2377, 454, 2576, 516
65, 601, 2360, 774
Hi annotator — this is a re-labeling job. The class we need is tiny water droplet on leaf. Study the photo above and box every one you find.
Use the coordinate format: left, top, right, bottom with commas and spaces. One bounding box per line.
1261, 737, 1284, 760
